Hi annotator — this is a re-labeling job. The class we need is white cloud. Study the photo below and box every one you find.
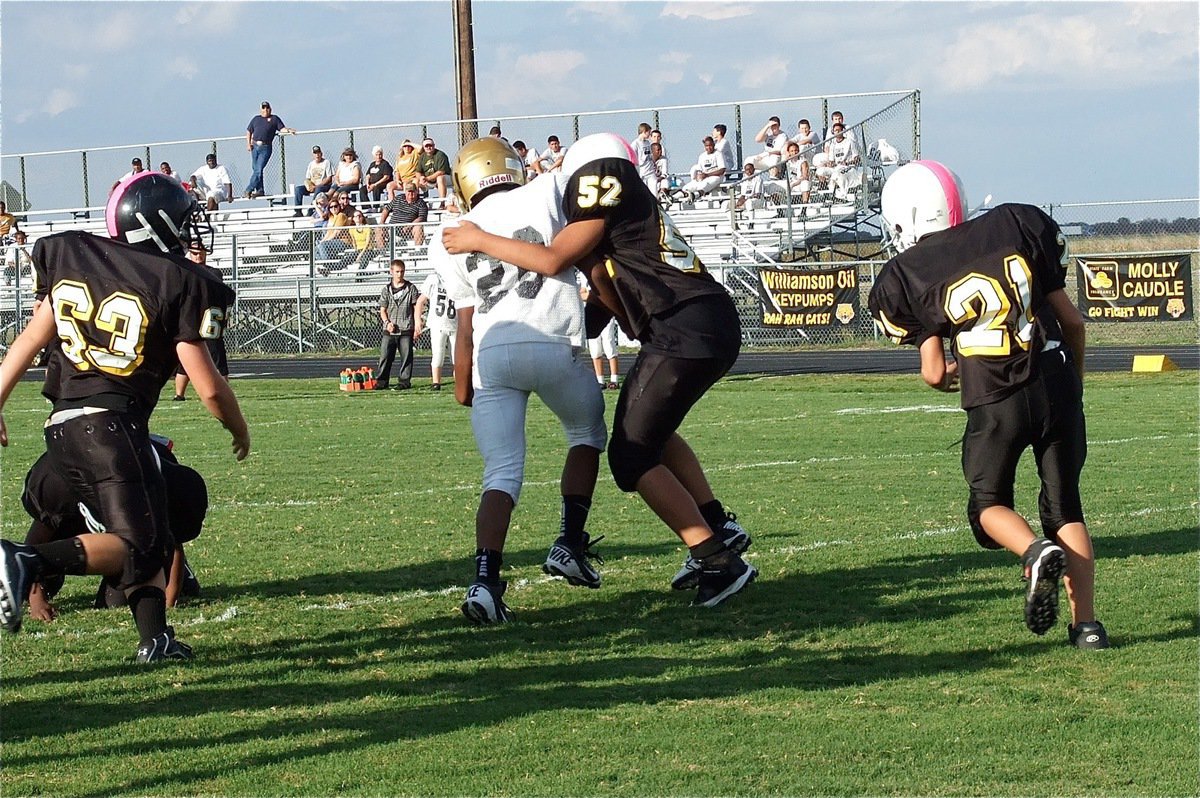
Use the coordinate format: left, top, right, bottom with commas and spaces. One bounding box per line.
174, 2, 242, 31
648, 51, 692, 95
16, 88, 80, 124
920, 5, 1199, 93
661, 2, 754, 22
737, 55, 789, 90
566, 2, 635, 30
169, 57, 201, 81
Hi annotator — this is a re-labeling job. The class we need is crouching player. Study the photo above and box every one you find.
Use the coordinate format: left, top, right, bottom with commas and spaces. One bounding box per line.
867, 160, 1107, 648
22, 434, 208, 622
0, 172, 250, 662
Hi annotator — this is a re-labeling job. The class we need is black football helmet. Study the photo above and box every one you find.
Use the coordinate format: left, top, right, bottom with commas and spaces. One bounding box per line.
106, 172, 213, 255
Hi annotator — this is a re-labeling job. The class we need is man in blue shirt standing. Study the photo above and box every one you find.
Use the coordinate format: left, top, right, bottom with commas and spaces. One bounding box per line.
244, 100, 294, 199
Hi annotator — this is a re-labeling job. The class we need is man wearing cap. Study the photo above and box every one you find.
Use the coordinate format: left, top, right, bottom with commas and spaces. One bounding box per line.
190, 153, 235, 212
292, 145, 334, 216
416, 138, 452, 198
112, 157, 147, 192
244, 100, 295, 199
364, 145, 394, 207
378, 182, 430, 249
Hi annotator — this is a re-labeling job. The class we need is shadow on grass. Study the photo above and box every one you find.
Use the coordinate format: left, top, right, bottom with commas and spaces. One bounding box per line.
4, 525, 1196, 794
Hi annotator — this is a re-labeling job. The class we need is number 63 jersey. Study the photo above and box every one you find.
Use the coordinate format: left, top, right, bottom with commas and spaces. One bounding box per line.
868, 203, 1069, 409
33, 230, 234, 413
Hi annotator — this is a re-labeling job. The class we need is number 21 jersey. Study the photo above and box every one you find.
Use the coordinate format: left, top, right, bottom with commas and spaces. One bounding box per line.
868, 203, 1069, 409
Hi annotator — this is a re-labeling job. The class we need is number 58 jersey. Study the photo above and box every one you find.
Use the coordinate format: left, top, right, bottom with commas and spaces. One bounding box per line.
33, 230, 234, 413
868, 203, 1069, 409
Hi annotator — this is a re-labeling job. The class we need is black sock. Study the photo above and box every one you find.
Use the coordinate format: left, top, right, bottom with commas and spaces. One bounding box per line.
559, 495, 592, 545
127, 586, 168, 644
688, 535, 732, 569
699, 499, 727, 533
33, 538, 86, 576
474, 549, 502, 584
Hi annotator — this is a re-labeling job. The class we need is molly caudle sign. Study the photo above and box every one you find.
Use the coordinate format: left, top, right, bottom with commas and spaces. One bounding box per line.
1076, 254, 1193, 322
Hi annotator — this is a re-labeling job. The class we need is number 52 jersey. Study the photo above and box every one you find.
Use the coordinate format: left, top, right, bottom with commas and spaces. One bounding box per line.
33, 230, 234, 413
868, 203, 1069, 409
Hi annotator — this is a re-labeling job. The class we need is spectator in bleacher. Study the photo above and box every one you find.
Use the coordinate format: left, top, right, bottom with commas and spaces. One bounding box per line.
821, 110, 846, 144
190, 153, 234, 212
416, 138, 452, 198
488, 125, 503, 138
651, 129, 669, 162
112, 157, 147, 192
293, 145, 334, 217
816, 123, 863, 200
512, 140, 543, 180
538, 135, 567, 173
680, 136, 727, 201
316, 193, 353, 263
782, 141, 812, 205
5, 230, 33, 286
331, 147, 363, 202
363, 146, 394, 207
748, 116, 788, 172
391, 140, 421, 198
244, 100, 294, 199
634, 123, 656, 195
343, 209, 379, 272
650, 142, 671, 203
159, 162, 185, 185
378, 182, 429, 250
712, 124, 737, 176
790, 119, 822, 166
0, 201, 19, 246
734, 161, 783, 210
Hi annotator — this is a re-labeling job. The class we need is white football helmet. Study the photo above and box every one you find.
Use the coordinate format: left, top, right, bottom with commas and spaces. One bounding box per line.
561, 132, 636, 177
880, 160, 968, 253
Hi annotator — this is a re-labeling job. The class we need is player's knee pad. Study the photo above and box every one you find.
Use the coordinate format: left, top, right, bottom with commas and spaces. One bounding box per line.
608, 435, 659, 493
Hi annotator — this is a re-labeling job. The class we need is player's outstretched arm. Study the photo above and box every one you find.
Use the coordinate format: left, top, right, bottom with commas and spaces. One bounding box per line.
1045, 289, 1086, 380
919, 336, 959, 392
441, 218, 606, 277
0, 300, 56, 446
176, 340, 251, 461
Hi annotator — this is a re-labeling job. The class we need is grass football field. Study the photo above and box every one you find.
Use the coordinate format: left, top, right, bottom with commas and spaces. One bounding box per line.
1, 369, 1196, 797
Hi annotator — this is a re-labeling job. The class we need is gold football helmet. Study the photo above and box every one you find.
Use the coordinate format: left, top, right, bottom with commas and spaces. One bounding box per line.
452, 138, 527, 211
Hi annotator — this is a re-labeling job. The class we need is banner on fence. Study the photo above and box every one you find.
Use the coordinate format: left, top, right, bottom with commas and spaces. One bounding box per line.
1076, 254, 1193, 322
758, 265, 859, 328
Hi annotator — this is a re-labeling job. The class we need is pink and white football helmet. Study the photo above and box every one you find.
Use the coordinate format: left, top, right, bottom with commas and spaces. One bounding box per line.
561, 132, 636, 177
880, 160, 968, 253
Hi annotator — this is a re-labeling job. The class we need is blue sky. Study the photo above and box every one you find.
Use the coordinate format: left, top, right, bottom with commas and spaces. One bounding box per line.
2, 1, 1197, 208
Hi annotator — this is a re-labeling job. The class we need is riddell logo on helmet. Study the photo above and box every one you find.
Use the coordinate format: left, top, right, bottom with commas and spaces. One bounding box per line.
478, 174, 515, 189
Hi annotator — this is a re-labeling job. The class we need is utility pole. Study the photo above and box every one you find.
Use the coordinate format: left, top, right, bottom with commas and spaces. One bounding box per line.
453, 0, 479, 146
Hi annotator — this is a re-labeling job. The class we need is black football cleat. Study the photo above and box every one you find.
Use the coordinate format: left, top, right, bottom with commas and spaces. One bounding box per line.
1021, 538, 1066, 635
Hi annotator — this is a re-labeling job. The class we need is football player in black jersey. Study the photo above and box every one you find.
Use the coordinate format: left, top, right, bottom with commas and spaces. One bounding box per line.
444, 133, 755, 608
868, 160, 1107, 649
23, 434, 207, 622
0, 172, 250, 662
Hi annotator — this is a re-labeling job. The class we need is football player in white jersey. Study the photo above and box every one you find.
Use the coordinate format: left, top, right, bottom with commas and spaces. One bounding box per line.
414, 271, 457, 391
428, 138, 608, 624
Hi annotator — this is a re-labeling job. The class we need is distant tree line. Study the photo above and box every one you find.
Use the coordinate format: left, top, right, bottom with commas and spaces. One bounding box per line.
1066, 217, 1200, 237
